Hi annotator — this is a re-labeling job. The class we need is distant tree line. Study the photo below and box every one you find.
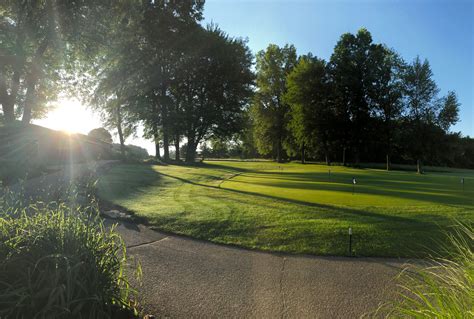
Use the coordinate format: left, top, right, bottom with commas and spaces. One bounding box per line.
1, 2, 472, 169
250, 29, 467, 171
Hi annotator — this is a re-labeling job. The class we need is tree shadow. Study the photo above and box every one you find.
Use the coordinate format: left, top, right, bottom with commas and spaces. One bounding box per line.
205, 164, 471, 206
98, 163, 468, 257
155, 170, 449, 226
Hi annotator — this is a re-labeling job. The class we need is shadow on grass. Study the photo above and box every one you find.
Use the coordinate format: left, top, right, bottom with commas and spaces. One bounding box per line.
156, 171, 442, 224
201, 162, 472, 206
98, 163, 465, 257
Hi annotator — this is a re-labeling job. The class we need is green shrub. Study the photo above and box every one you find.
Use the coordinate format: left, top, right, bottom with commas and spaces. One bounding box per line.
0, 201, 141, 318
376, 222, 473, 318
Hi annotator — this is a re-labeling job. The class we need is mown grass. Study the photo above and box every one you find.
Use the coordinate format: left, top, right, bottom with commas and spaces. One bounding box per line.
98, 161, 474, 257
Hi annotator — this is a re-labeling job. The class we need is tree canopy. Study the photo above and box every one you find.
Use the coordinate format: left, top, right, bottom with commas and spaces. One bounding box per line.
88, 128, 113, 144
0, 2, 470, 169
251, 44, 297, 162
0, 0, 115, 123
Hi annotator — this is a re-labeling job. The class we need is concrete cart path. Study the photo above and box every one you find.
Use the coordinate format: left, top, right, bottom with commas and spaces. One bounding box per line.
110, 219, 409, 319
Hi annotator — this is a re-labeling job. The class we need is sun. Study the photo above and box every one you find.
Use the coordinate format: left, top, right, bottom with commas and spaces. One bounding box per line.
34, 98, 103, 135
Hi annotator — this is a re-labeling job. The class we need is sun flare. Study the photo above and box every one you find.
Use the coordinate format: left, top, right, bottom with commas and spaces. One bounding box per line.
35, 98, 102, 135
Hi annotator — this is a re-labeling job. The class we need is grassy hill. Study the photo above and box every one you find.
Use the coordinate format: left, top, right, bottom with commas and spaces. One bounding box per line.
0, 122, 112, 184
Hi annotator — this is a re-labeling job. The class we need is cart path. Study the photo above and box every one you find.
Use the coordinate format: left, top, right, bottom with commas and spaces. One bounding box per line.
110, 219, 411, 319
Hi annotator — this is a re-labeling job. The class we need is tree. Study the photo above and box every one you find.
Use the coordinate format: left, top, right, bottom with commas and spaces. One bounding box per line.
81, 1, 203, 160
371, 47, 405, 170
89, 60, 140, 159
235, 112, 259, 159
438, 91, 460, 132
402, 56, 440, 173
88, 43, 140, 159
251, 44, 297, 162
285, 54, 334, 164
209, 137, 230, 158
139, 0, 204, 161
329, 28, 383, 165
0, 0, 113, 124
88, 128, 113, 144
173, 26, 254, 162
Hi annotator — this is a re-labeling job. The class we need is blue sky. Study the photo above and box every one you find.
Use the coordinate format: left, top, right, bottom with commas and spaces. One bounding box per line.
204, 0, 474, 136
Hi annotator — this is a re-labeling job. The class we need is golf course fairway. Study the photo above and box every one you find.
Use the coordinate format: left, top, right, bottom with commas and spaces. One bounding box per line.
98, 161, 473, 257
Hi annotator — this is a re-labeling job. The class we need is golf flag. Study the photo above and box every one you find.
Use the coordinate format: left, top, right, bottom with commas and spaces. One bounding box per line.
352, 177, 357, 185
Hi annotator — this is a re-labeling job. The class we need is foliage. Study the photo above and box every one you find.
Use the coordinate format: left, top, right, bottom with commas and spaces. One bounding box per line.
83, 2, 253, 163
1, 0, 469, 170
401, 56, 442, 172
328, 28, 387, 164
251, 44, 297, 162
170, 25, 254, 162
200, 136, 249, 159
370, 47, 405, 169
284, 54, 334, 163
0, 193, 141, 318
0, 0, 114, 123
377, 222, 473, 318
248, 28, 466, 170
81, 1, 144, 157
115, 144, 149, 160
438, 91, 461, 132
88, 127, 113, 144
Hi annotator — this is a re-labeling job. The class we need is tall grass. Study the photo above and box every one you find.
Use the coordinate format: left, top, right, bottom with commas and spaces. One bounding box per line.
0, 185, 141, 318
379, 222, 473, 318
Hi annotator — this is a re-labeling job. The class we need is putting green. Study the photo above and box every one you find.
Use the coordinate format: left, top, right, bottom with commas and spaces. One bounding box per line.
218, 163, 472, 207
98, 161, 473, 257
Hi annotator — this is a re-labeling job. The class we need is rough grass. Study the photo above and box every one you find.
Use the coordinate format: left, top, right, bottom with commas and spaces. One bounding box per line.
0, 201, 141, 318
374, 222, 473, 317
98, 161, 474, 257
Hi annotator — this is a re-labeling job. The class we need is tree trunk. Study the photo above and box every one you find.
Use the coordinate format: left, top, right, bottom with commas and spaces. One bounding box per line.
175, 135, 180, 161
162, 128, 170, 161
385, 124, 392, 171
301, 143, 305, 164
22, 26, 50, 124
354, 149, 360, 167
21, 75, 37, 124
342, 147, 346, 166
185, 140, 196, 163
1, 101, 15, 122
155, 142, 161, 159
160, 68, 170, 161
276, 136, 283, 163
116, 106, 125, 158
153, 124, 161, 159
0, 74, 15, 121
417, 159, 422, 174
325, 153, 330, 166
0, 43, 23, 123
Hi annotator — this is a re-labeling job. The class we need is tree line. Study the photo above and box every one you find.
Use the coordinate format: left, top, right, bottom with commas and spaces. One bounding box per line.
1, 1, 472, 170
251, 29, 466, 172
